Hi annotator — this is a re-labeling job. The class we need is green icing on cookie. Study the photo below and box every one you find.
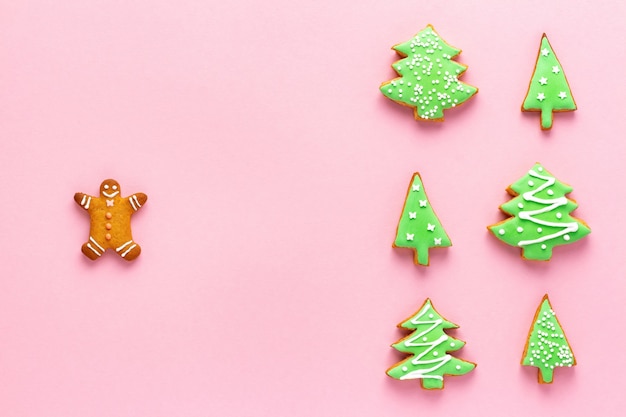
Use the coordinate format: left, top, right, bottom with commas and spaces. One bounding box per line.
393, 173, 451, 266
521, 295, 576, 384
488, 163, 590, 261
522, 34, 576, 129
380, 25, 477, 122
387, 299, 476, 390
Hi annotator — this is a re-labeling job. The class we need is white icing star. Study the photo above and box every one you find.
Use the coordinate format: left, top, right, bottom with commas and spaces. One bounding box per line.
106, 199, 114, 207
539, 77, 548, 85
412, 184, 420, 192
434, 237, 442, 245
406, 233, 414, 241
541, 48, 550, 57
537, 93, 546, 102
408, 212, 417, 219
558, 91, 567, 99
419, 200, 428, 207
427, 223, 436, 232
552, 66, 560, 74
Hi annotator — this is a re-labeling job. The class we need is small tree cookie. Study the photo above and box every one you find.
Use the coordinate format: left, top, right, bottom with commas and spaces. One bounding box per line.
488, 163, 590, 261
380, 25, 477, 122
522, 34, 576, 130
75, 179, 147, 261
387, 299, 476, 389
393, 173, 451, 266
521, 295, 576, 383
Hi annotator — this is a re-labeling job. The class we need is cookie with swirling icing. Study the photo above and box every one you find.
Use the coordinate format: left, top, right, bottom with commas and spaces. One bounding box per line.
387, 299, 476, 390
488, 163, 590, 261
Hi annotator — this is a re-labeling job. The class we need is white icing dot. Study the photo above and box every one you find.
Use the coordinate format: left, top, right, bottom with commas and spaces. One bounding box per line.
423, 336, 428, 341
517, 227, 523, 233
498, 229, 505, 235
450, 342, 455, 347
541, 244, 547, 250
547, 189, 554, 195
537, 167, 544, 172
528, 181, 535, 186
428, 314, 434, 318
564, 235, 570, 241
402, 366, 408, 371
455, 365, 461, 370
556, 213, 562, 219
537, 227, 543, 233
433, 351, 438, 356
518, 203, 524, 209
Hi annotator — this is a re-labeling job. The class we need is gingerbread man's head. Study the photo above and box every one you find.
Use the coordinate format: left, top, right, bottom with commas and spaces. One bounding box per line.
100, 179, 121, 198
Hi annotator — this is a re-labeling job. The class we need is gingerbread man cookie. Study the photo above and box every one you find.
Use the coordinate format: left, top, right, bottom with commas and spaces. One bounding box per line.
74, 179, 147, 261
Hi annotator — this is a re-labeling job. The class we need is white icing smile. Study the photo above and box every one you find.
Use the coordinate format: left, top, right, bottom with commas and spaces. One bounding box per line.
102, 190, 119, 198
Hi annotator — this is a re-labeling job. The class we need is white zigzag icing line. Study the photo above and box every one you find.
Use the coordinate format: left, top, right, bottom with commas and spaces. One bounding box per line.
517, 169, 579, 247
399, 303, 452, 381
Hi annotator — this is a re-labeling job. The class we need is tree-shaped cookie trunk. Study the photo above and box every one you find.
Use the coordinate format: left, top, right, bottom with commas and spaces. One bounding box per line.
380, 25, 477, 122
387, 299, 476, 389
488, 163, 590, 261
521, 295, 576, 383
522, 34, 576, 130
393, 173, 451, 266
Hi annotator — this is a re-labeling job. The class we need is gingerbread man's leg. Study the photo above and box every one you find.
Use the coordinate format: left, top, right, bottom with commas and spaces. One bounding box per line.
81, 236, 106, 260
115, 240, 141, 261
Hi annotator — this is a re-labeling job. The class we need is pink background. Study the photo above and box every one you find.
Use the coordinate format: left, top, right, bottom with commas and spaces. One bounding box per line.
0, 0, 624, 415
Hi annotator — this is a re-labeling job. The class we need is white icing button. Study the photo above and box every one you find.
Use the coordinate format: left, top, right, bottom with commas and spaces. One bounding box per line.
528, 180, 535, 186
537, 227, 543, 233
556, 213, 562, 219
518, 203, 524, 209
563, 235, 570, 241
402, 366, 408, 371
541, 244, 547, 250
517, 227, 523, 233
498, 229, 505, 235
547, 190, 554, 195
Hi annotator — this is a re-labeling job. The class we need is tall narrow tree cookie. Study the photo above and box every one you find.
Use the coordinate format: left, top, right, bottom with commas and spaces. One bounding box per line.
521, 295, 576, 383
74, 179, 147, 261
393, 173, 451, 266
488, 163, 590, 261
522, 34, 577, 129
387, 299, 476, 390
380, 25, 477, 122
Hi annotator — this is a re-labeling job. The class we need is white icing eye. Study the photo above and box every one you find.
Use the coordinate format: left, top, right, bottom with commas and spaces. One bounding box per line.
103, 184, 110, 189
112, 185, 118, 190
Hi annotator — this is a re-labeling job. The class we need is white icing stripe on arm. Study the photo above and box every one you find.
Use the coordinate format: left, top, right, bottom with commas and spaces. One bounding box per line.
133, 195, 141, 208
86, 243, 101, 256
121, 244, 137, 258
81, 195, 86, 206
129, 198, 137, 211
90, 237, 105, 252
85, 197, 91, 209
116, 240, 133, 252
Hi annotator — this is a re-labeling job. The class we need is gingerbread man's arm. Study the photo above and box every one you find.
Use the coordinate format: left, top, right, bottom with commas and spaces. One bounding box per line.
74, 192, 95, 210
128, 193, 148, 212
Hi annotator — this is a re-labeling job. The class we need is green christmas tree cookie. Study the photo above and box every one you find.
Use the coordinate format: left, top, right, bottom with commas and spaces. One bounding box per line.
488, 163, 590, 261
393, 173, 451, 266
521, 295, 576, 384
380, 25, 478, 122
522, 34, 577, 129
387, 299, 476, 390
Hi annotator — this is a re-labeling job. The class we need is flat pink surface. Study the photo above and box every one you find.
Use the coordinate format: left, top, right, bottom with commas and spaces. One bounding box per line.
0, 0, 624, 415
